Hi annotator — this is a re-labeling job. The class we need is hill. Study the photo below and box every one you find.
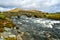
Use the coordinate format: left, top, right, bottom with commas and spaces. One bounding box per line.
2, 8, 47, 18
0, 8, 60, 20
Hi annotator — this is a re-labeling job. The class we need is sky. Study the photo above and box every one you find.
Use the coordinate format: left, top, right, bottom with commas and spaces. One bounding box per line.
0, 0, 60, 13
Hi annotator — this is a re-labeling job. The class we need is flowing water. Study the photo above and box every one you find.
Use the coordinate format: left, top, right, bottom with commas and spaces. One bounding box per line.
10, 15, 60, 40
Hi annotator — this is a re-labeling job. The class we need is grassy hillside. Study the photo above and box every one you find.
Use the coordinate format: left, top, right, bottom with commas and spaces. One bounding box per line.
45, 13, 60, 20
0, 8, 60, 20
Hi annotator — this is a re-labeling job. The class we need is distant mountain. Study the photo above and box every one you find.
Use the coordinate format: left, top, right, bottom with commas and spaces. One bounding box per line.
8, 8, 22, 12
8, 8, 44, 13
0, 8, 60, 20
8, 8, 48, 17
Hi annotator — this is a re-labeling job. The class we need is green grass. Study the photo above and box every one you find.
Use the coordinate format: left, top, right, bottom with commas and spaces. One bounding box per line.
0, 11, 60, 20
0, 13, 5, 19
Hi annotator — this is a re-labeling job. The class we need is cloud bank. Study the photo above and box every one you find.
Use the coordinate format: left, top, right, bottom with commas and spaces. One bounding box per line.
0, 0, 60, 12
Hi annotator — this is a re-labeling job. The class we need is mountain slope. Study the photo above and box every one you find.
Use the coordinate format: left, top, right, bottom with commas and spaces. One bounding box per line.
0, 8, 60, 20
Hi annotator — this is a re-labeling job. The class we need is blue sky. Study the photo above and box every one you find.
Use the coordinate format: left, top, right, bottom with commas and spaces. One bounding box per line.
0, 0, 60, 13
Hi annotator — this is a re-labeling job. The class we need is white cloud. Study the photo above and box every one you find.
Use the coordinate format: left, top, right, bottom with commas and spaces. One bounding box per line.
0, 0, 60, 12
0, 7, 14, 12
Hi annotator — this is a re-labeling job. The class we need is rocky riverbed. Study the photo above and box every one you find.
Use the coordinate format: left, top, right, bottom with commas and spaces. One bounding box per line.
10, 15, 60, 40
